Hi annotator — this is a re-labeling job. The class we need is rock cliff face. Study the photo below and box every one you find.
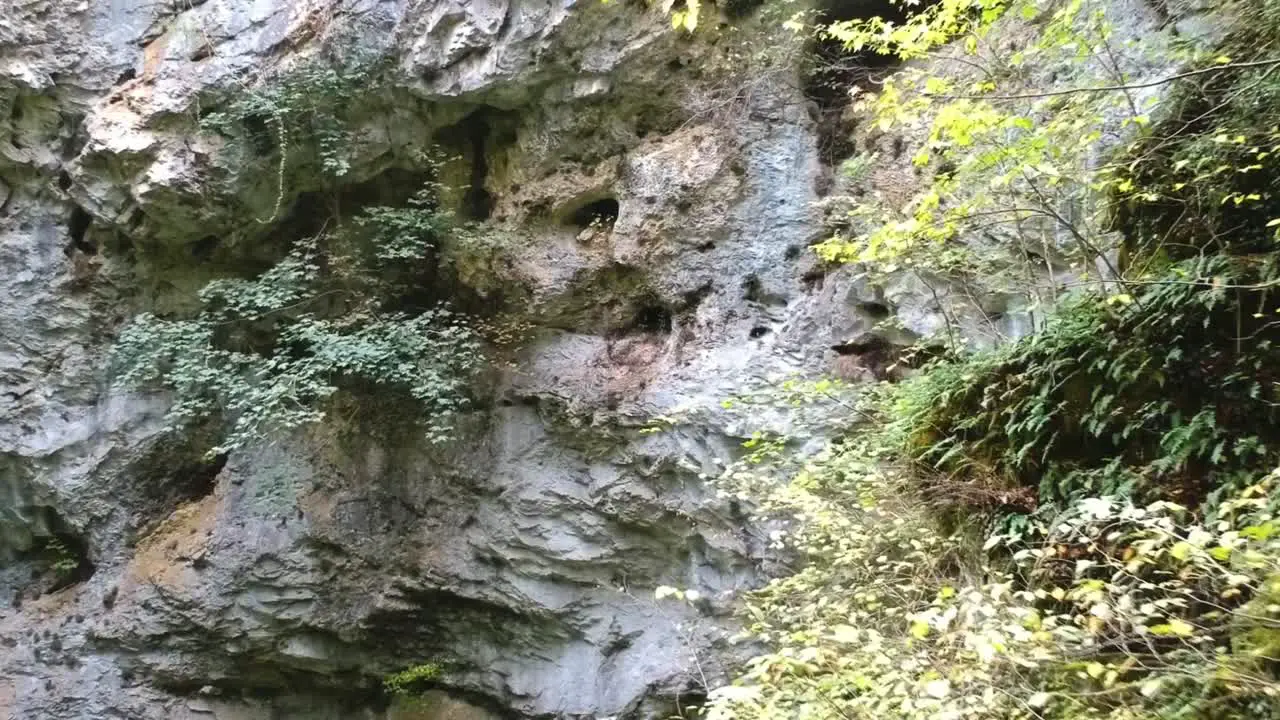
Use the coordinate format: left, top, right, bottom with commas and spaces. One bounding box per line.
0, 0, 1204, 717
0, 1, 836, 717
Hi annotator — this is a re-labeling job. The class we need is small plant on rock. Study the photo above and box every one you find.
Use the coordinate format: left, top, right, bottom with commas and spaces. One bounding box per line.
384, 662, 444, 696
111, 170, 485, 455
200, 54, 384, 221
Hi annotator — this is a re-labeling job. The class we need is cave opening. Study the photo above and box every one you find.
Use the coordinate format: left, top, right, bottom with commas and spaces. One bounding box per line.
803, 0, 919, 166
631, 301, 674, 333
434, 107, 520, 222
40, 529, 95, 592
66, 206, 95, 254
567, 197, 620, 230
858, 300, 892, 321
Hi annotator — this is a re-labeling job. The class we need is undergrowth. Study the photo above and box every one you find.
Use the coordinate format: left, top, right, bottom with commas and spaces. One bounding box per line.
892, 254, 1280, 513
638, 0, 1280, 718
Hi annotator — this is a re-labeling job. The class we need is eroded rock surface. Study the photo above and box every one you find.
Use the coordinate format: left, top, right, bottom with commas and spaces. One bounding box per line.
0, 0, 1196, 717
0, 1, 834, 717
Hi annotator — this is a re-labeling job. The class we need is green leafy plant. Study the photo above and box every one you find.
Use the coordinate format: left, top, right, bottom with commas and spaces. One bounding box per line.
200, 55, 384, 220
888, 254, 1280, 509
111, 173, 484, 455
384, 662, 444, 696
699, 442, 1280, 720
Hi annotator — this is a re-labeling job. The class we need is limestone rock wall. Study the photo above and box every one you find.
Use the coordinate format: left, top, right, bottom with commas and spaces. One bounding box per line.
0, 0, 1204, 717
0, 1, 832, 717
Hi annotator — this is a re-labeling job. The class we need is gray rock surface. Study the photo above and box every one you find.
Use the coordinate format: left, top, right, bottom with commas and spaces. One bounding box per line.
0, 0, 1203, 717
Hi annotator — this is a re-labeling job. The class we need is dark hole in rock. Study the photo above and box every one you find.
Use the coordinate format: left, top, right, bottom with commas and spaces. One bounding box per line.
37, 526, 95, 593
785, 245, 802, 260
567, 197, 620, 229
742, 275, 786, 306
832, 334, 905, 382
66, 206, 95, 254
60, 111, 88, 158
681, 281, 714, 312
128, 438, 228, 546
190, 43, 212, 61
722, 0, 766, 18
832, 334, 892, 356
192, 235, 220, 260
632, 302, 673, 333
634, 104, 683, 139
184, 452, 227, 500
464, 183, 494, 222
114, 68, 137, 85
526, 199, 552, 220
696, 240, 716, 252
891, 136, 906, 159
749, 326, 771, 338
435, 107, 519, 221
241, 113, 275, 157
859, 301, 892, 321
801, 268, 826, 291
57, 171, 72, 191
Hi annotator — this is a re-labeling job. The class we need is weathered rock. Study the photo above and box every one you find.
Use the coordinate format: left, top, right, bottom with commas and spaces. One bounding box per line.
0, 0, 1208, 717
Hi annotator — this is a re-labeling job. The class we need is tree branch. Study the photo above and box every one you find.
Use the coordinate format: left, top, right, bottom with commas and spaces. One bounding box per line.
926, 58, 1280, 101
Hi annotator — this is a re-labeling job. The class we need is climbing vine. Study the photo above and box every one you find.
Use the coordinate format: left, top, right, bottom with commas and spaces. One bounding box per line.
200, 55, 384, 222
111, 166, 484, 455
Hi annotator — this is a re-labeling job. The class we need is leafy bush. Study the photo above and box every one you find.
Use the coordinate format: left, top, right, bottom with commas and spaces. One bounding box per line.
384, 662, 443, 696
701, 440, 1280, 720
200, 55, 385, 221
889, 254, 1280, 509
111, 176, 484, 454
201, 56, 381, 178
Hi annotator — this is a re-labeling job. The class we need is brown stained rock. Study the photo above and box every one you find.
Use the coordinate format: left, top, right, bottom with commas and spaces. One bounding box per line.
123, 490, 222, 593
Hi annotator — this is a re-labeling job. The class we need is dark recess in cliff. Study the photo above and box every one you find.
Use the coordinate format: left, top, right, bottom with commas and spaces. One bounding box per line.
803, 0, 913, 166
435, 107, 521, 222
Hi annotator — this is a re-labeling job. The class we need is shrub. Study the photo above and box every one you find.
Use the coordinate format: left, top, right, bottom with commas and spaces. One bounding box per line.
888, 254, 1280, 509
111, 176, 484, 455
384, 662, 443, 696
702, 441, 1280, 720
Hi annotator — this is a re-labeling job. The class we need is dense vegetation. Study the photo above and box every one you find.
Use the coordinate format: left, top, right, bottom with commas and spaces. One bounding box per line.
111, 140, 484, 454
643, 0, 1280, 718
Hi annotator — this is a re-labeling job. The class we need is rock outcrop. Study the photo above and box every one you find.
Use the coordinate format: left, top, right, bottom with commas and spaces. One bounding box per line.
0, 0, 1207, 717
0, 1, 834, 717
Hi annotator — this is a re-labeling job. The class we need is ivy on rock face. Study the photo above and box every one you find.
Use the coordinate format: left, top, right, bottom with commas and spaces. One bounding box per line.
199, 55, 385, 222
112, 181, 484, 455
